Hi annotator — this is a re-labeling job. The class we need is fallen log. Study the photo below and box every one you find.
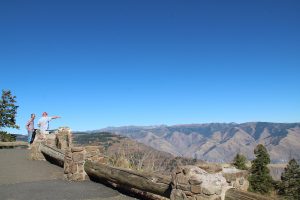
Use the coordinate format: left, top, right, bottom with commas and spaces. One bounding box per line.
84, 160, 172, 198
40, 143, 65, 167
85, 160, 275, 200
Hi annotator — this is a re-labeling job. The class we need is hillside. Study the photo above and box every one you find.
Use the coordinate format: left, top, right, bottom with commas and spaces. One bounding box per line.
73, 131, 203, 174
99, 122, 300, 163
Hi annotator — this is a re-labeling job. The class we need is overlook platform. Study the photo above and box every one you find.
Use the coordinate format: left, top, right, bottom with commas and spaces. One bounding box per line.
0, 149, 136, 200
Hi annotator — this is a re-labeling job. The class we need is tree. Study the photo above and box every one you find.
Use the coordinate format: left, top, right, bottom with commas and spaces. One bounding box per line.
232, 153, 248, 170
278, 159, 300, 199
0, 90, 19, 142
248, 144, 273, 194
0, 90, 19, 129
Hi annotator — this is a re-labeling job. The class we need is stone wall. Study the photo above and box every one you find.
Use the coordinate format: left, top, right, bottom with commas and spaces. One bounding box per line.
64, 147, 86, 181
29, 127, 250, 200
55, 127, 72, 150
30, 129, 46, 160
29, 127, 105, 181
64, 146, 104, 181
171, 165, 230, 200
30, 127, 72, 160
222, 168, 249, 191
170, 165, 249, 200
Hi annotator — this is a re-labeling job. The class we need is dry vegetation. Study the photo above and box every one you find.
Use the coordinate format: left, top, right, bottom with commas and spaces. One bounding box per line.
73, 131, 204, 175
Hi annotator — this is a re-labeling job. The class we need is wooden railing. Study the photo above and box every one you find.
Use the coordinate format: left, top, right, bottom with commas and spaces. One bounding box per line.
40, 143, 65, 167
39, 144, 274, 200
84, 160, 172, 198
84, 160, 275, 200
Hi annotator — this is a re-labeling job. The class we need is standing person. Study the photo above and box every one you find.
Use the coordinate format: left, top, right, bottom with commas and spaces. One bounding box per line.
38, 112, 60, 138
25, 113, 35, 146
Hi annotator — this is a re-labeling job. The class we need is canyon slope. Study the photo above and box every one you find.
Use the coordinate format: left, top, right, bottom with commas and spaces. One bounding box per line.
100, 122, 300, 163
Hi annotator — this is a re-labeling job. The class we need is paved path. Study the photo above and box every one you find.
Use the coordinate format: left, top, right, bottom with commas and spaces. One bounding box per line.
0, 149, 137, 200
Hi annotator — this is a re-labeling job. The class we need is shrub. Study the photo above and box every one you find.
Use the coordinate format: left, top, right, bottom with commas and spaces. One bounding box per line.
0, 131, 16, 142
232, 153, 248, 170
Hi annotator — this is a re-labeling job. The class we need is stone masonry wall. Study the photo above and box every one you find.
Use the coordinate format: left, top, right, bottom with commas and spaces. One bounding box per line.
170, 165, 249, 200
64, 147, 86, 181
30, 127, 249, 200
29, 129, 46, 160
171, 165, 230, 200
30, 127, 72, 160
222, 168, 249, 191
55, 127, 72, 150
64, 146, 104, 181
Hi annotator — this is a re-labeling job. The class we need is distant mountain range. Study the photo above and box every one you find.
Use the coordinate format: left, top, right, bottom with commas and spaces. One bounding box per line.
96, 122, 300, 163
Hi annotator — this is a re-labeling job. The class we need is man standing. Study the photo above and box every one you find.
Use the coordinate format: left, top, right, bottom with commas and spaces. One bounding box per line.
26, 113, 35, 145
38, 112, 60, 137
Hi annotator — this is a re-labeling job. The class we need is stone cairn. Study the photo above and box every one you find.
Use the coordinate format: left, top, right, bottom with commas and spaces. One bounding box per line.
171, 163, 249, 200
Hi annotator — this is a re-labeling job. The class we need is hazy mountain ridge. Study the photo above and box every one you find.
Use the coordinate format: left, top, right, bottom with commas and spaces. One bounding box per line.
100, 122, 300, 163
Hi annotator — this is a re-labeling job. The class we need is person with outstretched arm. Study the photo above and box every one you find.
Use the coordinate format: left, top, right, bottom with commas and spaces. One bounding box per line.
38, 112, 60, 139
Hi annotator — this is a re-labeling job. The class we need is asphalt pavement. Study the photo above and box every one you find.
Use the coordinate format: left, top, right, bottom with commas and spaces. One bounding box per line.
0, 149, 136, 200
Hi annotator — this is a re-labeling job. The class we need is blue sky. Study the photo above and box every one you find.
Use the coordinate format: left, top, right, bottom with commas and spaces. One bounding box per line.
0, 0, 299, 134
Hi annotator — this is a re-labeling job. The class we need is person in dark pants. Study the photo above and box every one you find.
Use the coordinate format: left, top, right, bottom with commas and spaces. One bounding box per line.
30, 129, 37, 144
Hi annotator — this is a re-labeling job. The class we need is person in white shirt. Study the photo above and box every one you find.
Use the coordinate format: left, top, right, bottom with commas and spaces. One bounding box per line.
38, 112, 60, 138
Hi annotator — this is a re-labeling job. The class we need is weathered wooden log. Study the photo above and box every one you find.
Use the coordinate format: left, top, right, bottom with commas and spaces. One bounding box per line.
225, 188, 274, 200
40, 143, 65, 167
0, 141, 28, 149
84, 160, 172, 198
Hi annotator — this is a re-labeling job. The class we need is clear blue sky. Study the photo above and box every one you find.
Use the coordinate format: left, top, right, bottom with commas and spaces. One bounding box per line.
0, 0, 299, 134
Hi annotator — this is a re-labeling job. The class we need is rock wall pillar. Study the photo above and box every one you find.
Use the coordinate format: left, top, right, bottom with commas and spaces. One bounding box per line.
64, 146, 104, 181
55, 127, 73, 150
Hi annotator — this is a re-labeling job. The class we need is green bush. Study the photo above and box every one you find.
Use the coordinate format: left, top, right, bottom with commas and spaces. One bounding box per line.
0, 131, 16, 142
232, 153, 248, 170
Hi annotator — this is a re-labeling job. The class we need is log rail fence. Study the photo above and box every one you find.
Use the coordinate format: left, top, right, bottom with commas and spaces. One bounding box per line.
25, 127, 274, 200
